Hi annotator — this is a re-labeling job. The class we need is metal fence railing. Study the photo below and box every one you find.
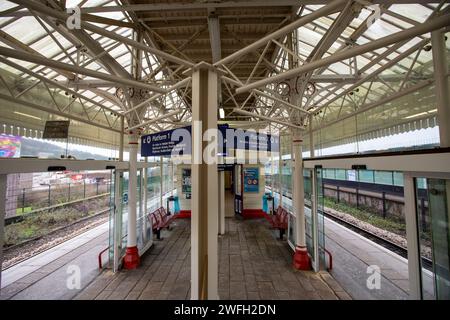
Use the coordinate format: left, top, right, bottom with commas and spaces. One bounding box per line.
6, 175, 110, 218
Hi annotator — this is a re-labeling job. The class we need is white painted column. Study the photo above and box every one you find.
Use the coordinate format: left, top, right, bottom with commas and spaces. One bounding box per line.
123, 130, 140, 269
0, 174, 6, 289
292, 132, 306, 248
404, 173, 421, 299
128, 132, 138, 247
191, 64, 219, 300
431, 30, 450, 148
292, 129, 311, 270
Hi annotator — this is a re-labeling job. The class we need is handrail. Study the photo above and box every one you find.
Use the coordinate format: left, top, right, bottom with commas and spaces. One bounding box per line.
98, 235, 127, 269
98, 246, 110, 269
324, 247, 333, 270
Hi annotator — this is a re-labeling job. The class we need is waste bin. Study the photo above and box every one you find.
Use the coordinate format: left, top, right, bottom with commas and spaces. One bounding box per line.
166, 195, 175, 215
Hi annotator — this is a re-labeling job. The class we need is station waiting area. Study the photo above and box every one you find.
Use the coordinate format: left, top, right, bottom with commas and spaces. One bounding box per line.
75, 217, 349, 300
0, 0, 449, 306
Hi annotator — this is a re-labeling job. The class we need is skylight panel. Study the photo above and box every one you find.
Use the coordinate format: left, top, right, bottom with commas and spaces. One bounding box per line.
389, 4, 433, 23
3, 16, 46, 45
364, 19, 402, 40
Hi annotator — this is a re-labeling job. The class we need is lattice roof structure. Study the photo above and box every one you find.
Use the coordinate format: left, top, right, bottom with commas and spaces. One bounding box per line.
0, 0, 448, 151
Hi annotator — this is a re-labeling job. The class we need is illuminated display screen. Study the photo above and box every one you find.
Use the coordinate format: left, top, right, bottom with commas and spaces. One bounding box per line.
0, 134, 21, 158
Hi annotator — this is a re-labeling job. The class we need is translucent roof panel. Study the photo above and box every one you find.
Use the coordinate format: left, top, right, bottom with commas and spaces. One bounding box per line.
0, 0, 448, 144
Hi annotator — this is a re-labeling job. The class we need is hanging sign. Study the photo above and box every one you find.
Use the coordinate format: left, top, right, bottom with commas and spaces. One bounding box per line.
43, 120, 70, 139
141, 126, 192, 157
141, 124, 278, 157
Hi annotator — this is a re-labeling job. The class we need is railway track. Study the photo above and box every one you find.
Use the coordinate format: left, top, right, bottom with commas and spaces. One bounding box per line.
265, 186, 434, 271
3, 190, 176, 271
323, 210, 433, 271
2, 208, 109, 270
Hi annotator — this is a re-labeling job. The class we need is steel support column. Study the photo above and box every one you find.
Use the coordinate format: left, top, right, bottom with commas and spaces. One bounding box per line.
123, 130, 140, 269
123, 29, 144, 270
292, 131, 311, 270
431, 30, 450, 148
190, 64, 219, 300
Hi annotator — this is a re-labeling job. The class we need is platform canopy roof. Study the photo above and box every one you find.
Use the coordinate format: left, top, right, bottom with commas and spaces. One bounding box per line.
0, 0, 448, 149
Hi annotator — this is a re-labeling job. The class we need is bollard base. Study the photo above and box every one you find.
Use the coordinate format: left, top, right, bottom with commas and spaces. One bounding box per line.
123, 246, 140, 270
293, 246, 311, 270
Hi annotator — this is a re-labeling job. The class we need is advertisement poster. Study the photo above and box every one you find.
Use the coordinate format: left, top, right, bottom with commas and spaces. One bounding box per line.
182, 168, 191, 199
0, 134, 21, 158
244, 167, 259, 193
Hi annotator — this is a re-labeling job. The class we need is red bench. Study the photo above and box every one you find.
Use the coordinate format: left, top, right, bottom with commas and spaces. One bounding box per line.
147, 207, 177, 240
269, 206, 289, 239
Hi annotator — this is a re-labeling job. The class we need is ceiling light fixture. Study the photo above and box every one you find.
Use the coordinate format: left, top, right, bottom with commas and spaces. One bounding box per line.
13, 111, 41, 120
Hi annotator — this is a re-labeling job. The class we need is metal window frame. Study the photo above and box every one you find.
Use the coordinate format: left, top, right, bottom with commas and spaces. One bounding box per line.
303, 151, 450, 299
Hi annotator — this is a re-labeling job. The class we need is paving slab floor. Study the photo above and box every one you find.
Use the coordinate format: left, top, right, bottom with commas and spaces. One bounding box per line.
75, 217, 351, 300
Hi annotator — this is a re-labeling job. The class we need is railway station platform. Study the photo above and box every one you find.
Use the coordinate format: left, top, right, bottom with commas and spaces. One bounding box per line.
0, 221, 108, 300
0, 0, 449, 308
0, 183, 445, 301
326, 217, 409, 300
74, 218, 349, 300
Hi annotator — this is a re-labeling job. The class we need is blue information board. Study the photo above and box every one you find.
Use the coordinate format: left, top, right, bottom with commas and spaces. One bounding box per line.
244, 167, 259, 193
141, 126, 192, 157
141, 124, 278, 157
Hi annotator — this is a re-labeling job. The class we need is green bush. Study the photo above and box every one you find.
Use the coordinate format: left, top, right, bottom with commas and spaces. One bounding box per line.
3, 196, 109, 247
324, 196, 406, 236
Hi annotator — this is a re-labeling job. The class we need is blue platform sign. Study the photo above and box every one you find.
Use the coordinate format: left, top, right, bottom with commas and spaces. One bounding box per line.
141, 124, 278, 157
141, 126, 192, 157
244, 167, 259, 193
226, 129, 279, 152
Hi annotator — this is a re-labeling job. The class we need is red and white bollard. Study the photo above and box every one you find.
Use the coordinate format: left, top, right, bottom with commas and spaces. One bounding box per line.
293, 245, 311, 270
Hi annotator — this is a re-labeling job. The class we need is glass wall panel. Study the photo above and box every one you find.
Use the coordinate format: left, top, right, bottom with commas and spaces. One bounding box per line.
393, 172, 404, 186
335, 169, 346, 180
316, 167, 326, 269
280, 134, 292, 199
359, 170, 375, 183
304, 169, 314, 258
417, 177, 450, 300
374, 171, 394, 185
3, 170, 112, 253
